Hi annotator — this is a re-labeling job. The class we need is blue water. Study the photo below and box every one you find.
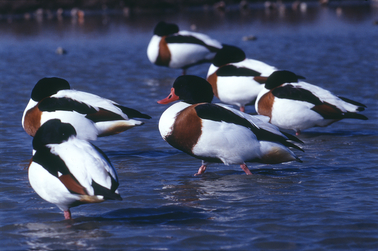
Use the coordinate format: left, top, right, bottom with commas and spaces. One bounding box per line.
0, 2, 377, 250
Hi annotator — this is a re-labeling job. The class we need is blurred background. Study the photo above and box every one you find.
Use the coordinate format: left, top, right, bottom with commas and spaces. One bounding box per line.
1, 0, 375, 15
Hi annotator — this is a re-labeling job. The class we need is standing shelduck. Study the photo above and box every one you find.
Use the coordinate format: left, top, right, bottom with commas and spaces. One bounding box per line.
157, 75, 303, 176
22, 77, 151, 141
255, 70, 368, 135
207, 45, 277, 112
147, 21, 223, 75
28, 119, 122, 220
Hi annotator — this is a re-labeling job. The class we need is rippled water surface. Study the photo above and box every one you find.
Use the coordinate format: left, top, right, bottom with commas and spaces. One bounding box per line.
0, 2, 377, 250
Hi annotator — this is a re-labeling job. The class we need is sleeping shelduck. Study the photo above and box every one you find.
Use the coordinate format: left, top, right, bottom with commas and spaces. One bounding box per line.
28, 119, 122, 220
207, 45, 277, 112
157, 75, 303, 176
255, 70, 368, 135
22, 77, 151, 141
147, 21, 223, 75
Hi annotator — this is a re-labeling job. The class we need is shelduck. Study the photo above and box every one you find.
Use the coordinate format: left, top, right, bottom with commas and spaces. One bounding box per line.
157, 75, 303, 176
255, 70, 368, 135
22, 77, 151, 141
147, 21, 223, 75
28, 119, 122, 220
207, 45, 277, 112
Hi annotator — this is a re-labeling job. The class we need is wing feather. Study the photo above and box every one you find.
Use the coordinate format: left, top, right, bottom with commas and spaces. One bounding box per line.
195, 104, 302, 150
38, 97, 97, 114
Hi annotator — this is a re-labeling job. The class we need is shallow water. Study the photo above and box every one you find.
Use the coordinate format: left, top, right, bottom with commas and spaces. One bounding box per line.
0, 2, 378, 250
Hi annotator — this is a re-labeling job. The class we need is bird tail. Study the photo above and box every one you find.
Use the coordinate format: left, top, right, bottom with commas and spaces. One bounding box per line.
115, 104, 151, 119
338, 96, 366, 111
259, 142, 302, 164
343, 112, 368, 120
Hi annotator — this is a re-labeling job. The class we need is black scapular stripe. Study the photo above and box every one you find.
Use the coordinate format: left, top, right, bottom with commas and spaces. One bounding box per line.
217, 65, 261, 77
39, 97, 97, 114
165, 35, 220, 52
272, 84, 323, 105
32, 148, 71, 178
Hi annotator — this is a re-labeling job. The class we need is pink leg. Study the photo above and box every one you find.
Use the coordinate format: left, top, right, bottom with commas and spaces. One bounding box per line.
295, 130, 301, 136
182, 69, 187, 75
240, 163, 252, 175
240, 106, 245, 112
64, 210, 72, 220
194, 164, 207, 176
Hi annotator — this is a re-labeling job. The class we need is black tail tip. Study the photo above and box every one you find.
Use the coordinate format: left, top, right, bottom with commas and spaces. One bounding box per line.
296, 157, 303, 163
144, 114, 152, 119
346, 113, 368, 120
110, 194, 123, 201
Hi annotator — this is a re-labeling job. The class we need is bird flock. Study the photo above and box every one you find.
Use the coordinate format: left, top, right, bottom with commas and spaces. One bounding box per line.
23, 21, 367, 220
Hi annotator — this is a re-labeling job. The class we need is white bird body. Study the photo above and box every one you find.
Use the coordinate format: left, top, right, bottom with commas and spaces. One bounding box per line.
206, 45, 277, 111
22, 77, 150, 140
208, 59, 277, 108
158, 75, 302, 175
255, 71, 367, 134
22, 99, 99, 141
147, 22, 222, 74
159, 101, 297, 166
28, 119, 121, 219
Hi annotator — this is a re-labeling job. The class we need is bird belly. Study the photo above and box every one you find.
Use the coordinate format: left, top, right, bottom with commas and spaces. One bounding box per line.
192, 120, 261, 165
271, 99, 327, 131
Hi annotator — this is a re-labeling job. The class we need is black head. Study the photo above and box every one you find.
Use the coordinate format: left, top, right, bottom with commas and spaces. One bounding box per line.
212, 44, 246, 67
173, 75, 214, 104
31, 77, 70, 102
265, 70, 305, 90
153, 21, 179, 36
33, 119, 77, 150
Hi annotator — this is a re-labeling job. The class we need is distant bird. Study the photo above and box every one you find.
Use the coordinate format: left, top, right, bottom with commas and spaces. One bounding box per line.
157, 75, 302, 176
55, 47, 67, 55
255, 70, 368, 135
28, 119, 122, 220
147, 21, 223, 75
207, 45, 277, 112
22, 77, 151, 141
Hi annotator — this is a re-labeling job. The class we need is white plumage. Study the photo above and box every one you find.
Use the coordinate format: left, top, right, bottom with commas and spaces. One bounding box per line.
147, 21, 222, 74
28, 119, 121, 219
207, 45, 277, 112
22, 77, 150, 140
158, 75, 302, 176
255, 70, 368, 134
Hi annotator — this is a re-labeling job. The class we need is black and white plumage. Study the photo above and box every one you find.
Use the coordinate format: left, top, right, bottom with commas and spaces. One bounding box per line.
255, 70, 368, 135
28, 119, 121, 220
147, 21, 223, 75
157, 75, 302, 176
22, 77, 151, 141
207, 45, 277, 112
